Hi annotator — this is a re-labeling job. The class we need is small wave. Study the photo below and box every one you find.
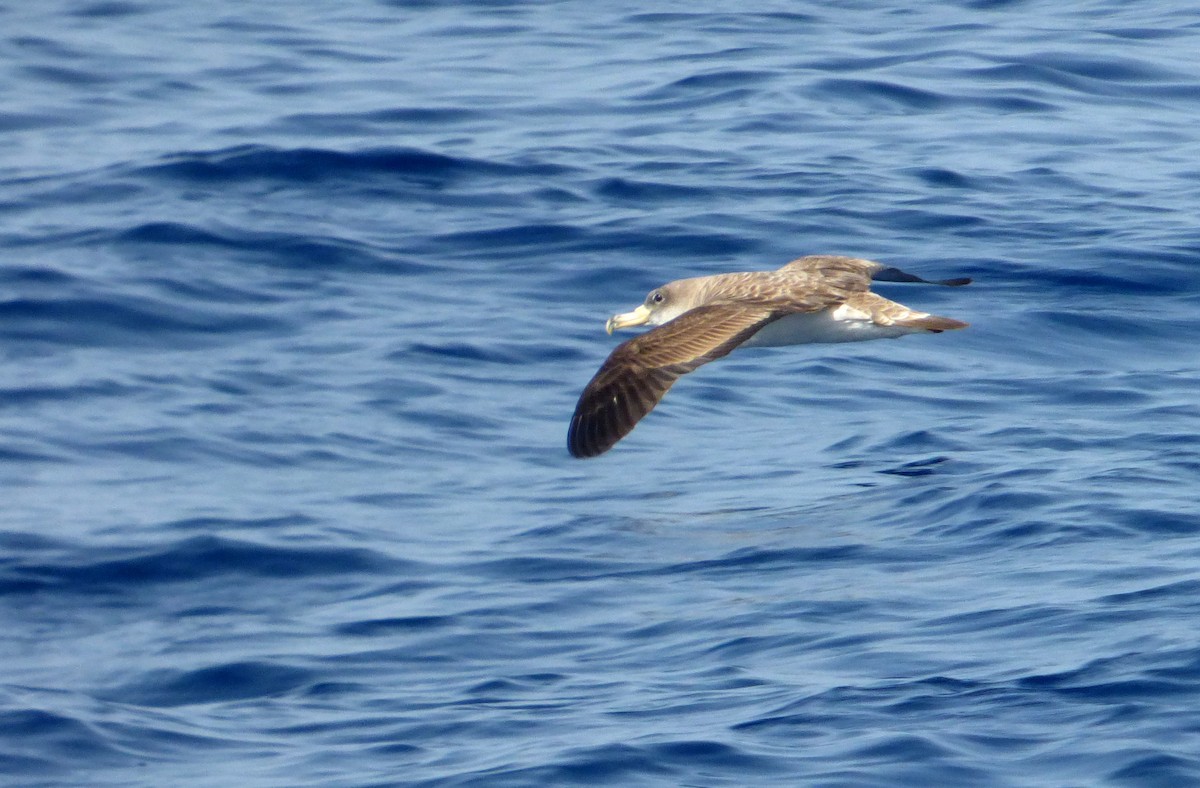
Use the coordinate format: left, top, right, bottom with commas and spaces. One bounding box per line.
0, 535, 399, 596
626, 11, 817, 28
334, 615, 455, 637
138, 144, 568, 187
0, 292, 286, 348
811, 78, 952, 111
100, 660, 315, 708
0, 110, 70, 132
662, 69, 778, 92
593, 177, 707, 204
71, 2, 146, 19
471, 740, 776, 785
277, 106, 483, 136
112, 220, 424, 275
1014, 52, 1188, 83
0, 707, 129, 773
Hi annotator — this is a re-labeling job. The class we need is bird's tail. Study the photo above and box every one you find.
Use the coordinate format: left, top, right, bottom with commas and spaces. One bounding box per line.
847, 292, 969, 333
896, 314, 969, 333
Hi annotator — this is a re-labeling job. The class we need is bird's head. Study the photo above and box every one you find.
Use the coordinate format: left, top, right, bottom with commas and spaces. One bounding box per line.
605, 278, 706, 334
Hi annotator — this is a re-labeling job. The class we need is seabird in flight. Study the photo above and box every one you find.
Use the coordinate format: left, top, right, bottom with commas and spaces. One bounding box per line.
567, 255, 970, 458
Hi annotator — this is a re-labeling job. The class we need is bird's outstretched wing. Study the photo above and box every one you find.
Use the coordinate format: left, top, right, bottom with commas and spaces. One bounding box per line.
777, 255, 971, 288
568, 304, 778, 458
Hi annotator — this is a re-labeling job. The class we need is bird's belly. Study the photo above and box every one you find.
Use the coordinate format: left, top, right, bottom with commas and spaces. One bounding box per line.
740, 309, 909, 347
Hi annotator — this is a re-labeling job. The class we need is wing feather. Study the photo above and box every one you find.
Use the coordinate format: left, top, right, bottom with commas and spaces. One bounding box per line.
567, 304, 777, 458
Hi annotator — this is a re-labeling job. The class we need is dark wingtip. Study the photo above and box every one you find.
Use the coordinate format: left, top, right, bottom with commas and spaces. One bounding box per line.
566, 419, 590, 458
567, 421, 602, 459
567, 405, 616, 459
873, 267, 971, 287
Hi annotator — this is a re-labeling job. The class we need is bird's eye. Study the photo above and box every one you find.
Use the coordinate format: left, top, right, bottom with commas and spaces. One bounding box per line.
652, 291, 665, 304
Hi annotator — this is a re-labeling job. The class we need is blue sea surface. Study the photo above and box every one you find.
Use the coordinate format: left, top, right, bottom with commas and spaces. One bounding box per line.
3, 1, 1200, 785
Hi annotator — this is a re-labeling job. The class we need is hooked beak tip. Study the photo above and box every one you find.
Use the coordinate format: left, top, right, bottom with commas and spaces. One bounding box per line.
605, 304, 652, 335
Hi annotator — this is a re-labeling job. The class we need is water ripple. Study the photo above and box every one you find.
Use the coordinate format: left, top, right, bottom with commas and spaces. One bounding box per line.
4, 1, 1200, 786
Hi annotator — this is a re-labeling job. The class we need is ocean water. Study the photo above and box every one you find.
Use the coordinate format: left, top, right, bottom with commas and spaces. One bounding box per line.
3, 1, 1200, 785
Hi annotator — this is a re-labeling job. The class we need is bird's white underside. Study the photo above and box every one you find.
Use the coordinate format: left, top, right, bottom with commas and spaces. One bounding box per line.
739, 304, 922, 347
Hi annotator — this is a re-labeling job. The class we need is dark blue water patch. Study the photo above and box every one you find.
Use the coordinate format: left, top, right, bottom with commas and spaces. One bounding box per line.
0, 752, 55, 778
468, 555, 638, 584
958, 0, 1026, 10
850, 732, 960, 764
71, 427, 397, 469
145, 272, 288, 306
871, 430, 965, 454
72, 1, 148, 18
974, 59, 1200, 102
810, 78, 952, 111
627, 84, 761, 113
1016, 648, 1200, 703
136, 145, 569, 189
1099, 580, 1200, 607
1113, 508, 1200, 536
108, 220, 428, 276
380, 0, 526, 9
0, 264, 82, 287
1027, 309, 1161, 341
459, 672, 572, 706
157, 514, 320, 533
0, 379, 139, 410
0, 445, 65, 464
1, 175, 147, 219
102, 661, 316, 708
0, 530, 65, 554
924, 603, 1077, 638
734, 676, 1000, 733
430, 222, 587, 253
335, 616, 456, 637
906, 167, 980, 190
0, 535, 401, 596
1020, 264, 1183, 296
0, 293, 288, 349
393, 405, 505, 443
978, 93, 1058, 112
625, 11, 818, 30
427, 222, 756, 261
0, 708, 128, 772
666, 545, 868, 579
0, 110, 71, 132
706, 632, 816, 661
878, 456, 951, 477
7, 34, 84, 60
21, 64, 118, 88
424, 22, 534, 40
658, 69, 779, 93
403, 340, 582, 366
876, 207, 989, 232
592, 177, 709, 204
1100, 26, 1196, 42
474, 742, 674, 785
1014, 51, 1190, 84
648, 739, 778, 771
1039, 380, 1153, 408
1108, 753, 1200, 788
276, 106, 484, 135
806, 50, 939, 73
1024, 672, 1192, 704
